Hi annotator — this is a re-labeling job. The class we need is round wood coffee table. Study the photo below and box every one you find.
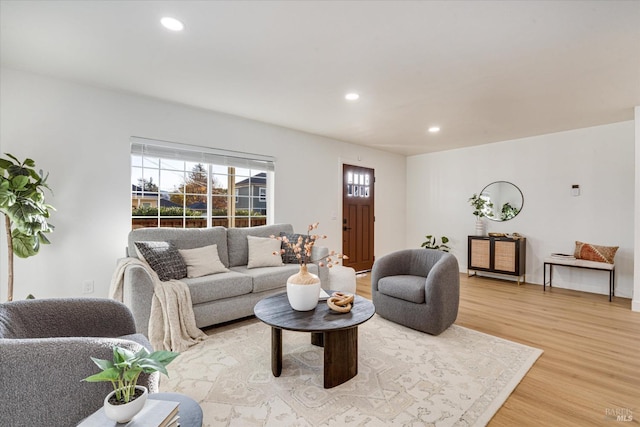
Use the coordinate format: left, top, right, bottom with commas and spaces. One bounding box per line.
254, 291, 375, 388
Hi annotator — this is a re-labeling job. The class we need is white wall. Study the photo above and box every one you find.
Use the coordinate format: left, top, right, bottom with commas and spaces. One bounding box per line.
407, 121, 635, 298
0, 68, 406, 300
2, 67, 634, 303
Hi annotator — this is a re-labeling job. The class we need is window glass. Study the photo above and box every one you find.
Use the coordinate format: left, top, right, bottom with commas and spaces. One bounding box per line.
132, 152, 270, 229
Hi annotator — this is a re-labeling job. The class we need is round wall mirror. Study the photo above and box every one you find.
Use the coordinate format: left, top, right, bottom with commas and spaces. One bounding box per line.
480, 181, 524, 222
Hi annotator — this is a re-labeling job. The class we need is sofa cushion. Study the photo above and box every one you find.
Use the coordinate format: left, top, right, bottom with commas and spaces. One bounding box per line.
178, 244, 229, 278
247, 236, 283, 269
183, 271, 253, 305
227, 224, 294, 267
378, 275, 426, 304
129, 227, 230, 267
134, 241, 187, 281
230, 264, 318, 293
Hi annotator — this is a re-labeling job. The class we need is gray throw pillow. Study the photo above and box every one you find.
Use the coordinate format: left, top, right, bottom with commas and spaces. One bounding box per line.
134, 241, 187, 281
279, 232, 310, 264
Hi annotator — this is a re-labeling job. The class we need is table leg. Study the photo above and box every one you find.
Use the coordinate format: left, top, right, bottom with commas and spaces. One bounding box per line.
323, 327, 358, 388
610, 270, 614, 302
272, 327, 282, 377
311, 332, 324, 347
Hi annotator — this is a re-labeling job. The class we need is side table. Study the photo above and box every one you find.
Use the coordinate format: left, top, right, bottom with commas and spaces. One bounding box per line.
78, 392, 202, 426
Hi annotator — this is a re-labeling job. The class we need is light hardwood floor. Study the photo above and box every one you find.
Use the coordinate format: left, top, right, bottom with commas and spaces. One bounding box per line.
356, 273, 640, 426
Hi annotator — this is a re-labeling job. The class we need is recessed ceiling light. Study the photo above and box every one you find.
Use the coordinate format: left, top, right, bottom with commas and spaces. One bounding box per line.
345, 93, 360, 101
428, 126, 441, 133
161, 17, 185, 32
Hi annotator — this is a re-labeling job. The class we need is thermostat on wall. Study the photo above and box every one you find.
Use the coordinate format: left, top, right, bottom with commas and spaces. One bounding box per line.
571, 184, 580, 196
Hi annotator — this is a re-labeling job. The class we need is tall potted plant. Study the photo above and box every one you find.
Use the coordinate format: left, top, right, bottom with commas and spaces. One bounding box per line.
468, 193, 494, 236
0, 154, 55, 301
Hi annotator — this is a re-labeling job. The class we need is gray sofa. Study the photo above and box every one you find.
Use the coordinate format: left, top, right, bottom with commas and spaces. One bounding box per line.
0, 298, 158, 426
371, 248, 460, 335
123, 223, 329, 336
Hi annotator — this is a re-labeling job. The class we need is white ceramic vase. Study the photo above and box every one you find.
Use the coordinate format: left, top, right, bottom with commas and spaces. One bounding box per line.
286, 264, 321, 311
103, 385, 148, 423
475, 217, 486, 236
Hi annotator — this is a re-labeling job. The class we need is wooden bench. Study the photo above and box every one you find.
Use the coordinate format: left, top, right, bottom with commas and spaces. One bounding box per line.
543, 257, 615, 301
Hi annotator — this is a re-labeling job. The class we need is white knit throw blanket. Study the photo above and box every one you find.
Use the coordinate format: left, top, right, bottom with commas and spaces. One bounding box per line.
109, 258, 207, 352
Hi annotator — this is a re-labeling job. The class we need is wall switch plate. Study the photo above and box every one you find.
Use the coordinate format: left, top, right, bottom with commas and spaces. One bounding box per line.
571, 184, 580, 196
82, 280, 94, 294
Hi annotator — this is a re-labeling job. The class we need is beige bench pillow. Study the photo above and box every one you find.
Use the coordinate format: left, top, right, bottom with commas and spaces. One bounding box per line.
574, 241, 618, 264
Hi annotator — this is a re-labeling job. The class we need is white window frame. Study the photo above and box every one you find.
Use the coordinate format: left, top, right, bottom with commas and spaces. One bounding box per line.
131, 137, 275, 228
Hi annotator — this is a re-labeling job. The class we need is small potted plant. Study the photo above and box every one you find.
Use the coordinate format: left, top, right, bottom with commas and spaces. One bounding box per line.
468, 193, 494, 235
83, 346, 179, 423
421, 235, 451, 252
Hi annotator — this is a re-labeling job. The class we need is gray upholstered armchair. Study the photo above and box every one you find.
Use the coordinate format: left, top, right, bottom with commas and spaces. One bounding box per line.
0, 298, 159, 426
371, 249, 460, 335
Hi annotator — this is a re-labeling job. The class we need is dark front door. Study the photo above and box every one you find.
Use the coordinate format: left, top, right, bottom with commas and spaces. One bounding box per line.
342, 164, 375, 272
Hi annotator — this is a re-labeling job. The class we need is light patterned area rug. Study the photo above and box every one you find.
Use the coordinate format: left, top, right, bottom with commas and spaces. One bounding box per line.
162, 315, 542, 426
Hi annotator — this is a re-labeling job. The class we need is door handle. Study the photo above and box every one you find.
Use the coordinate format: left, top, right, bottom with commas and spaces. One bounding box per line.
343, 226, 352, 231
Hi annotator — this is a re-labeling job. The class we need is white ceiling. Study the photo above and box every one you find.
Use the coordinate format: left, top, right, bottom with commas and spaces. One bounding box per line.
1, 1, 639, 156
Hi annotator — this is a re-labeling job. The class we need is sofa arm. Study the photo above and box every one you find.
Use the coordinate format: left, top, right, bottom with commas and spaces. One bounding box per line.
123, 264, 155, 337
0, 298, 137, 339
424, 254, 460, 307
0, 336, 159, 426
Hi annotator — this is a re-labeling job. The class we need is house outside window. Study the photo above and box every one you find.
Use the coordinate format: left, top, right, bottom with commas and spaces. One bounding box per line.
131, 138, 274, 229
236, 172, 267, 215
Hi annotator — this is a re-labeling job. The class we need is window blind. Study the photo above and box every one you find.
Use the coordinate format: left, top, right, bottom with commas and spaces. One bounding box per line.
131, 136, 275, 171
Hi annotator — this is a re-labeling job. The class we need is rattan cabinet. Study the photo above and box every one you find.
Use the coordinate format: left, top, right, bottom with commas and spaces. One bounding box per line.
467, 236, 526, 284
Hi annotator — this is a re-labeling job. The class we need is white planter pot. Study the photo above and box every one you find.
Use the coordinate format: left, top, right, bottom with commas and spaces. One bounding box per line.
104, 385, 148, 423
286, 265, 321, 311
475, 218, 486, 236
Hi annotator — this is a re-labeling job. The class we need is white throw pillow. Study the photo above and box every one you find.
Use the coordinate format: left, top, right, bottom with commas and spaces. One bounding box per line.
247, 235, 284, 269
178, 244, 229, 278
